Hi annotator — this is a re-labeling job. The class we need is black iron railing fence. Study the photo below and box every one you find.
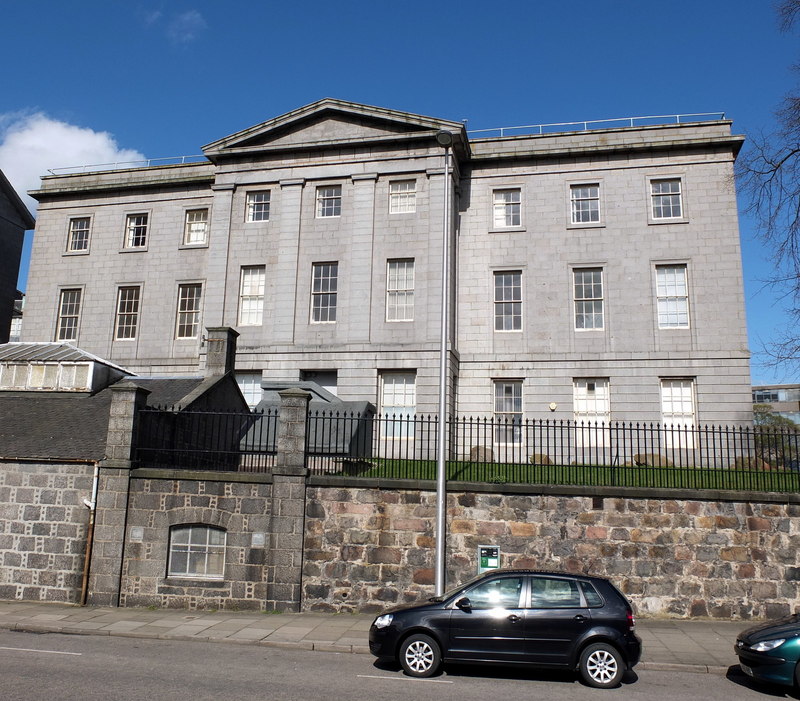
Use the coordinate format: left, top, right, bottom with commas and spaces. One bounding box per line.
133, 408, 800, 492
135, 407, 278, 472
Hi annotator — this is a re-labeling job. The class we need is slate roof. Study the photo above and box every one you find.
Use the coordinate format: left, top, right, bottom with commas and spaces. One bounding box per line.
128, 377, 205, 408
0, 391, 113, 461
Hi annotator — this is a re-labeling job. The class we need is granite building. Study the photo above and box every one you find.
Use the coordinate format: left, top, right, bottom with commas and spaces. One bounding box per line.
22, 99, 752, 428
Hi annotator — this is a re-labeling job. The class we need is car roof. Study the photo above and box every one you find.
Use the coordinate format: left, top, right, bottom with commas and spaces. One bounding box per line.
481, 568, 609, 583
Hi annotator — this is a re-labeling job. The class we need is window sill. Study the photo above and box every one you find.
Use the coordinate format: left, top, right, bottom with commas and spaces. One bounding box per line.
164, 577, 225, 588
648, 217, 689, 225
488, 227, 526, 234
63, 250, 90, 256
179, 243, 209, 250
567, 222, 605, 230
119, 247, 149, 253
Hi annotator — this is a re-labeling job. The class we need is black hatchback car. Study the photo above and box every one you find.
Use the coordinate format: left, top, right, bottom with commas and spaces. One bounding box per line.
369, 569, 641, 688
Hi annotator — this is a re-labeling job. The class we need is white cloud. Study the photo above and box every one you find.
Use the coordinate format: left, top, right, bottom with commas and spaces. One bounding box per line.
0, 113, 145, 213
166, 10, 207, 44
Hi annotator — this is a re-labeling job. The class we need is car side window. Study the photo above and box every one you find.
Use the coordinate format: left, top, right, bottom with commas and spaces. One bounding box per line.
466, 576, 524, 609
579, 581, 604, 607
529, 577, 582, 608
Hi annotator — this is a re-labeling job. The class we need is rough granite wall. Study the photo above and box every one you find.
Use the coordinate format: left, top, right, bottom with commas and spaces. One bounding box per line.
119, 475, 273, 610
0, 461, 93, 602
303, 486, 800, 620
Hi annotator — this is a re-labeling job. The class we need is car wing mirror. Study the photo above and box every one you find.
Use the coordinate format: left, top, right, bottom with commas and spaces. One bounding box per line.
455, 597, 472, 612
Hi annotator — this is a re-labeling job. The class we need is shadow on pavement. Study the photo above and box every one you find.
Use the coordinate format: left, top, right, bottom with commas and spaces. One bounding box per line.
725, 665, 797, 699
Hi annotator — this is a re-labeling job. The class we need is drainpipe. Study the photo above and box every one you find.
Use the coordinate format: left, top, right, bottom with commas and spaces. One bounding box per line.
80, 462, 100, 606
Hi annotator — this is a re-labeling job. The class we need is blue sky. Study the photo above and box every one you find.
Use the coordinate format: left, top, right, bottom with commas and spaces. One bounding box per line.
0, 0, 796, 384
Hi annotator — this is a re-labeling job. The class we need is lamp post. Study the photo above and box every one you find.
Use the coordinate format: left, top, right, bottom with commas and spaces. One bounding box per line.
434, 129, 453, 596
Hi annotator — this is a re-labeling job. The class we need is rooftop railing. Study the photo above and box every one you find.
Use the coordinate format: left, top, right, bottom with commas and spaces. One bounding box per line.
467, 113, 726, 139
47, 154, 208, 175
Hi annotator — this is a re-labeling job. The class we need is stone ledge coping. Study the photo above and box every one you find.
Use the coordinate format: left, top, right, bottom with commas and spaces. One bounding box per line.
307, 475, 800, 504
131, 468, 273, 484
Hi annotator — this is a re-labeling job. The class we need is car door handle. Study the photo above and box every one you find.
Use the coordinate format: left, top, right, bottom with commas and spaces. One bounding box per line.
574, 614, 587, 622
507, 614, 521, 623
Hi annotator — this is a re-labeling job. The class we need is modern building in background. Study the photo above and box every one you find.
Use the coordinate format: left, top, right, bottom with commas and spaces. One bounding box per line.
753, 385, 800, 424
21, 99, 753, 427
0, 169, 34, 344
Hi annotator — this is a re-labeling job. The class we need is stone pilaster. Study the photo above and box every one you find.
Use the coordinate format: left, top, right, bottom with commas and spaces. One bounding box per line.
266, 388, 310, 611
88, 382, 150, 606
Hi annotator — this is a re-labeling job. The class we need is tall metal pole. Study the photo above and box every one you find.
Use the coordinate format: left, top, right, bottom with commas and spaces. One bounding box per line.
435, 130, 453, 596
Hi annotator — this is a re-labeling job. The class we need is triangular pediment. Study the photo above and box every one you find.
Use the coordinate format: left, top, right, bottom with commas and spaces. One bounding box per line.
203, 98, 467, 157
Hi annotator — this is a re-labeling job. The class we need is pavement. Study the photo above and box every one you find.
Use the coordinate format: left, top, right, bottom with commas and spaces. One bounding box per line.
0, 599, 746, 675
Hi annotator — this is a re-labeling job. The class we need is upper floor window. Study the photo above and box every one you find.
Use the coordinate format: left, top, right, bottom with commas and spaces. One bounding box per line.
125, 214, 148, 248
389, 180, 416, 214
114, 286, 141, 340
651, 178, 683, 220
56, 288, 82, 342
168, 525, 225, 579
386, 258, 414, 322
311, 262, 338, 323
316, 185, 342, 218
246, 191, 271, 222
176, 283, 202, 339
183, 209, 208, 245
492, 189, 521, 228
494, 271, 522, 331
67, 217, 91, 252
238, 265, 266, 326
570, 184, 600, 224
656, 264, 689, 328
124, 213, 148, 249
574, 268, 604, 330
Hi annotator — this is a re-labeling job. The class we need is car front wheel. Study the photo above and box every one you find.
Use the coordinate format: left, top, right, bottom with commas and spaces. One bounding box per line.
579, 642, 625, 688
399, 633, 442, 677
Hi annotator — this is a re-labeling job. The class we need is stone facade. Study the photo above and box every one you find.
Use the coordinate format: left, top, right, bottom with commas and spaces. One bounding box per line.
22, 99, 752, 424
302, 483, 800, 620
0, 461, 93, 602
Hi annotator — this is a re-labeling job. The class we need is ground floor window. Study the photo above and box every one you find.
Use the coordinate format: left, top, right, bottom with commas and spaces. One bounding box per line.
168, 525, 225, 579
494, 380, 523, 444
573, 378, 610, 448
380, 371, 416, 439
660, 378, 696, 449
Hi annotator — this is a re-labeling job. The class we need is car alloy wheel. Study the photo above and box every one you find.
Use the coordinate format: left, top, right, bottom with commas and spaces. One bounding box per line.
579, 642, 624, 688
399, 634, 442, 677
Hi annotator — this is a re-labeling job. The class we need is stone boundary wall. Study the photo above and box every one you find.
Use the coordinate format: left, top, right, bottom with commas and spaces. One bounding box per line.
302, 483, 800, 619
0, 460, 93, 602
119, 473, 274, 610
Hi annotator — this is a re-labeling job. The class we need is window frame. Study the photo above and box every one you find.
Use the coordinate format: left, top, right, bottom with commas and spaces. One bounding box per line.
648, 177, 686, 223
573, 267, 604, 331
380, 371, 417, 440
114, 285, 141, 341
655, 263, 690, 329
491, 188, 522, 230
493, 379, 523, 445
55, 288, 82, 342
660, 378, 696, 449
123, 212, 149, 250
183, 208, 209, 246
389, 179, 417, 214
167, 524, 226, 580
238, 265, 266, 326
175, 282, 203, 339
386, 258, 415, 322
568, 183, 602, 227
316, 185, 342, 218
311, 262, 338, 323
245, 191, 271, 223
493, 270, 522, 332
66, 216, 91, 254
573, 378, 610, 448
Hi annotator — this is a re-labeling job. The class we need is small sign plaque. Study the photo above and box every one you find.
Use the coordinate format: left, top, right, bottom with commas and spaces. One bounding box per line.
478, 545, 500, 573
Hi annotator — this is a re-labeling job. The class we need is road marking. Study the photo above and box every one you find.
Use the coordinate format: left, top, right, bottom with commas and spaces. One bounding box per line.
357, 674, 453, 684
0, 646, 82, 656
